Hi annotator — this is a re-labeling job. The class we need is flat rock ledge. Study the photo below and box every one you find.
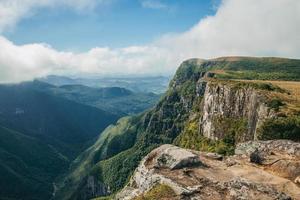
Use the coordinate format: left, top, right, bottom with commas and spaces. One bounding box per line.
116, 141, 300, 200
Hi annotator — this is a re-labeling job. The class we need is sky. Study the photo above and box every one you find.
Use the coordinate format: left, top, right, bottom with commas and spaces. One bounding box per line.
0, 0, 299, 83
3, 0, 218, 51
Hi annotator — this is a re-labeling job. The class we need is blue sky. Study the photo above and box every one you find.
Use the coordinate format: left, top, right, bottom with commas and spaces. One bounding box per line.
3, 0, 219, 51
0, 0, 299, 83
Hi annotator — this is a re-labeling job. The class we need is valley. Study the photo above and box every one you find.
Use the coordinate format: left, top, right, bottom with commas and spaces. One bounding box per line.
0, 78, 163, 200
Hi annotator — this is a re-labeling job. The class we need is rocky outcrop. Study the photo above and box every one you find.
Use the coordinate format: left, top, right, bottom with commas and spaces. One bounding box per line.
235, 140, 300, 182
115, 145, 202, 200
116, 141, 300, 200
153, 144, 201, 169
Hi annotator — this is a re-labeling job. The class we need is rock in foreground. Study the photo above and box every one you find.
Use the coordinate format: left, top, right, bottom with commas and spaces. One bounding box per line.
116, 141, 300, 200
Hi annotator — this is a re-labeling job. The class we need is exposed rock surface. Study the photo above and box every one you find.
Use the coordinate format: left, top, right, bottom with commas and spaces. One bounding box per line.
116, 141, 300, 200
200, 81, 273, 141
235, 140, 300, 158
153, 144, 201, 170
236, 140, 300, 182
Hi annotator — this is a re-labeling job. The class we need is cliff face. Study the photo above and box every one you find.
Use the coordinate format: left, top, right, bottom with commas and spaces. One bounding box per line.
201, 81, 273, 141
148, 58, 281, 147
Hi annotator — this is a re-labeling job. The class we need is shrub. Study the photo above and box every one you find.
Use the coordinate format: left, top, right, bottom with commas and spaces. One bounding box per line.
134, 184, 176, 200
267, 98, 285, 111
257, 116, 300, 141
174, 119, 237, 156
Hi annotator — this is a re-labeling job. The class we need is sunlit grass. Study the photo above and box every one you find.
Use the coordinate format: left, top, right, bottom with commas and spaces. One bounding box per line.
236, 80, 300, 114
134, 184, 177, 200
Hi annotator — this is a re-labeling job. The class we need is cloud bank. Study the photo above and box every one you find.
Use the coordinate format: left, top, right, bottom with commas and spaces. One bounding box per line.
0, 0, 300, 83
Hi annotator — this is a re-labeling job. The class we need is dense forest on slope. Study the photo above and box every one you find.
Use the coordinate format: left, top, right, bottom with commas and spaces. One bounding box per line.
0, 126, 69, 200
0, 83, 120, 200
0, 83, 119, 158
56, 57, 300, 200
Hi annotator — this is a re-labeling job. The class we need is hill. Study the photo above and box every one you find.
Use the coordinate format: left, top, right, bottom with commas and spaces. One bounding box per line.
0, 126, 69, 200
55, 56, 300, 200
0, 83, 119, 158
0, 82, 120, 200
24, 80, 160, 116
39, 75, 170, 94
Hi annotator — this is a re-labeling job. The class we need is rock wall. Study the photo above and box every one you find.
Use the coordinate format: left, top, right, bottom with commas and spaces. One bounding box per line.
144, 60, 276, 144
200, 81, 273, 141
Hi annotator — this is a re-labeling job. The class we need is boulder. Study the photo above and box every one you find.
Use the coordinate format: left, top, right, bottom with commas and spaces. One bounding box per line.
249, 148, 264, 164
153, 144, 201, 170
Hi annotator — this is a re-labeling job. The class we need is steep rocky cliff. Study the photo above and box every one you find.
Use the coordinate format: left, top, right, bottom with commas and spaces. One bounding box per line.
56, 57, 300, 200
200, 81, 273, 141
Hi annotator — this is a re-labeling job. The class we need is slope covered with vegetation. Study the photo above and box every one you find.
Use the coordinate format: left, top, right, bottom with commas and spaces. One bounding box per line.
0, 125, 69, 200
0, 83, 121, 200
56, 56, 300, 200
0, 83, 119, 158
208, 56, 300, 80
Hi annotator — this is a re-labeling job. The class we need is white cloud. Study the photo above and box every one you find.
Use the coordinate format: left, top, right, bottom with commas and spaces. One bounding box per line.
0, 36, 172, 82
158, 0, 300, 59
0, 0, 300, 83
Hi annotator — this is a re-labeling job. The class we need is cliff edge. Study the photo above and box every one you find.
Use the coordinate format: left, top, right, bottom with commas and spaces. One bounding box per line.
117, 141, 300, 200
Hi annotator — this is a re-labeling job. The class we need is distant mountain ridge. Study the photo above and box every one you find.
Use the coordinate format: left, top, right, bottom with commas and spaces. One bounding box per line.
39, 75, 170, 94
26, 80, 160, 116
